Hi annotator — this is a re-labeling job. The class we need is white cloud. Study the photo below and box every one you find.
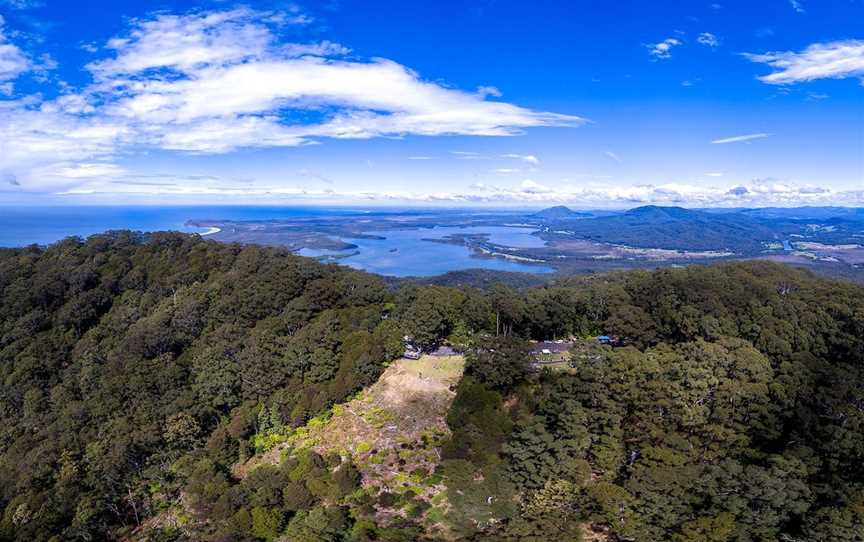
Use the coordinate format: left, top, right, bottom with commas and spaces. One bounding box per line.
0, 17, 30, 84
83, 8, 582, 149
704, 172, 724, 177
280, 40, 351, 58
697, 32, 719, 48
477, 85, 502, 97
647, 38, 681, 60
46, 175, 864, 208
604, 151, 622, 163
789, 0, 806, 14
502, 153, 540, 165
0, 0, 43, 8
51, 163, 128, 178
492, 168, 520, 174
711, 133, 772, 144
0, 7, 583, 194
520, 179, 553, 194
452, 151, 483, 159
744, 40, 864, 85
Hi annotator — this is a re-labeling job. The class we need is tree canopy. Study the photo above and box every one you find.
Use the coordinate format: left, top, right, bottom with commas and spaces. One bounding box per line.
0, 233, 862, 541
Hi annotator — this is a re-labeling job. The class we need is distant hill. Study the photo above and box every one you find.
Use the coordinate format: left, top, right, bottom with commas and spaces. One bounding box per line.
557, 205, 778, 253
738, 206, 864, 221
532, 205, 591, 220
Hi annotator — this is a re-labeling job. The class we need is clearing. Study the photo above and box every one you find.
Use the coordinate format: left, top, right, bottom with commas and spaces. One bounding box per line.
235, 354, 465, 529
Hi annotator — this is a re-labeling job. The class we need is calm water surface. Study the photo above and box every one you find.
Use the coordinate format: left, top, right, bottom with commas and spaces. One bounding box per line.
0, 206, 552, 276
299, 226, 552, 276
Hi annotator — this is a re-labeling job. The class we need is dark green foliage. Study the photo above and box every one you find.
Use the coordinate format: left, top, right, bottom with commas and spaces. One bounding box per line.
0, 233, 391, 541
2, 232, 863, 541
464, 335, 532, 390
442, 261, 864, 541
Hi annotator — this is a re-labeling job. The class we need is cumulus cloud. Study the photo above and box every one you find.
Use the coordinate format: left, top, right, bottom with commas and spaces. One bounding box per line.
743, 40, 864, 85
415, 180, 857, 207
697, 32, 719, 48
51, 174, 863, 208
519, 179, 553, 194
647, 38, 681, 60
0, 7, 583, 194
0, 17, 30, 84
711, 133, 772, 144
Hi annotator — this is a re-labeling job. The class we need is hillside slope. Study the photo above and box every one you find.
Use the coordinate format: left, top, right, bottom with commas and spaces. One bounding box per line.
235, 355, 464, 538
2, 234, 863, 541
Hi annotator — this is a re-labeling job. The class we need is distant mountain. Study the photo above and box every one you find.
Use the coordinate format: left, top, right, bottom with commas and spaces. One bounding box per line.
738, 207, 864, 221
557, 205, 778, 253
623, 205, 705, 221
532, 205, 591, 220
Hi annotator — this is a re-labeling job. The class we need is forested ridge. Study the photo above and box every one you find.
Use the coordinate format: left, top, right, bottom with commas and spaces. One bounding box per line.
0, 232, 862, 541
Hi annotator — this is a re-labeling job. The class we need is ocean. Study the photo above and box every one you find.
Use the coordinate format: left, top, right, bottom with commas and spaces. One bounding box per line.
0, 206, 361, 248
0, 206, 553, 276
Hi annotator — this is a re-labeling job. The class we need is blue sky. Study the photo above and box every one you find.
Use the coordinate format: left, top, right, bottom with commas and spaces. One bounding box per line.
0, 0, 862, 207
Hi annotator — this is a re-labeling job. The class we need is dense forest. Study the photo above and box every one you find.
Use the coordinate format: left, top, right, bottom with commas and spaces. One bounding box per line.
1, 232, 862, 541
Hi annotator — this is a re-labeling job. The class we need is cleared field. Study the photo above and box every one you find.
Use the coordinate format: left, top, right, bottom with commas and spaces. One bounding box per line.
236, 355, 465, 529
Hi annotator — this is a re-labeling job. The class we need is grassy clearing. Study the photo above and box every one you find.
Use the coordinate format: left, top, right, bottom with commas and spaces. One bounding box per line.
236, 355, 465, 532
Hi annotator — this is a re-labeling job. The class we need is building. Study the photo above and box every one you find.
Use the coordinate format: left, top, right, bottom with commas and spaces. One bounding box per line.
530, 340, 574, 365
596, 335, 624, 347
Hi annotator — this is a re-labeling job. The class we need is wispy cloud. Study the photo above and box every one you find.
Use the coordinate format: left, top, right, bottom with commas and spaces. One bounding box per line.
452, 151, 484, 159
697, 32, 719, 48
0, 0, 44, 9
711, 133, 772, 144
0, 7, 584, 194
51, 163, 127, 178
604, 151, 622, 163
743, 40, 864, 85
501, 153, 540, 166
647, 38, 681, 60
789, 0, 806, 14
299, 168, 335, 185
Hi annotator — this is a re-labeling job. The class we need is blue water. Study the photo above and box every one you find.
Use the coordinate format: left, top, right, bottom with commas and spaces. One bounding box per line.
419, 225, 547, 248
0, 206, 553, 276
300, 227, 552, 276
0, 206, 362, 247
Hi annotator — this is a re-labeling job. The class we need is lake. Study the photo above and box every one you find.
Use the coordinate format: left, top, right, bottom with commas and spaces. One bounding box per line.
299, 226, 553, 276
0, 206, 553, 277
